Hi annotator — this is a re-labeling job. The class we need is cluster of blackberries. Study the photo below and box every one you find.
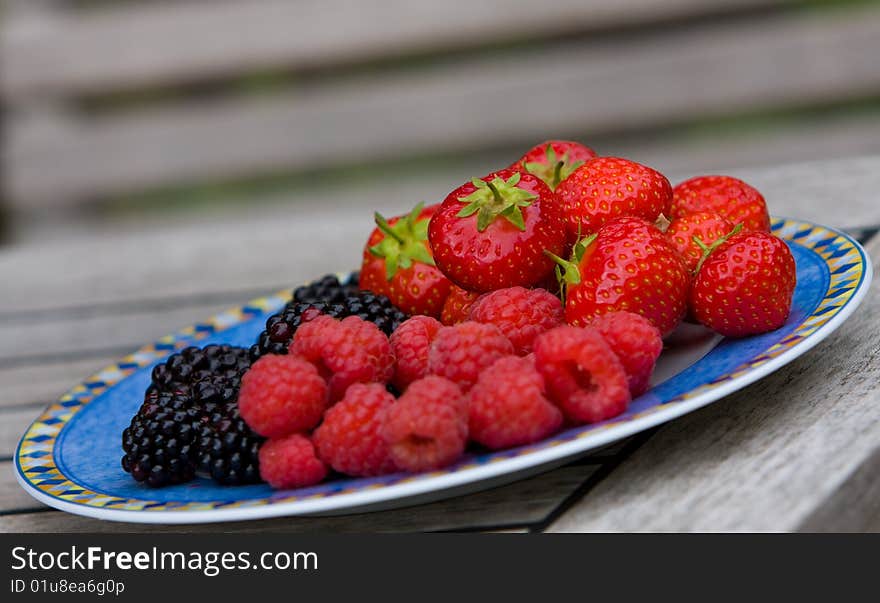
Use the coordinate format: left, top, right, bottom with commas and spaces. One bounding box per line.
122, 273, 409, 488
121, 344, 262, 487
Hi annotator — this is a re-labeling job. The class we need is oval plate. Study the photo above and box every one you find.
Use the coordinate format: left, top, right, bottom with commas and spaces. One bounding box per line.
15, 218, 872, 523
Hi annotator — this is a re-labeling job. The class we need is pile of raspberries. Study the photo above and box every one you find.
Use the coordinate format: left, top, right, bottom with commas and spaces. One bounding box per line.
240, 285, 662, 489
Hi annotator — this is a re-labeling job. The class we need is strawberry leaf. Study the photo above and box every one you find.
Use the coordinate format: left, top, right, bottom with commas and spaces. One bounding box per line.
370, 204, 436, 281
456, 174, 536, 233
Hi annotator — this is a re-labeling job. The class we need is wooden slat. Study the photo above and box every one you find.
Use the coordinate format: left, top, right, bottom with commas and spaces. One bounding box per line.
547, 233, 880, 532
6, 7, 880, 208
0, 464, 598, 532
614, 111, 880, 182
0, 0, 785, 100
0, 356, 118, 409
0, 301, 239, 361
2, 154, 878, 316
0, 190, 417, 314
7, 111, 880, 247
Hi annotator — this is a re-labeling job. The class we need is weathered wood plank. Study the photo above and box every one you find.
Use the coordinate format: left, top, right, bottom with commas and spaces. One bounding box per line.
0, 300, 239, 361
614, 112, 880, 185
7, 7, 880, 207
2, 154, 878, 316
0, 190, 414, 314
0, 355, 117, 409
0, 464, 598, 532
547, 234, 880, 532
0, 0, 785, 99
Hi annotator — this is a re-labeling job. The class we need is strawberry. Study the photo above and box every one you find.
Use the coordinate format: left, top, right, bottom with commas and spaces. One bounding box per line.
690, 231, 796, 337
671, 175, 770, 232
555, 156, 672, 240
664, 211, 737, 274
514, 140, 597, 190
359, 203, 452, 318
428, 169, 568, 292
548, 216, 690, 336
440, 284, 481, 325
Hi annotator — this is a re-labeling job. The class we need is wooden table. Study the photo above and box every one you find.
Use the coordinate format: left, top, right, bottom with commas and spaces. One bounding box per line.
2, 156, 879, 532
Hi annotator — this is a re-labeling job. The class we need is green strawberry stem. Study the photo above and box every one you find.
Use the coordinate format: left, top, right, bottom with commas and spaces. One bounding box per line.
693, 222, 744, 274
485, 180, 503, 203
523, 144, 585, 190
374, 213, 405, 245
544, 232, 598, 305
457, 173, 536, 232
552, 161, 565, 189
369, 202, 436, 281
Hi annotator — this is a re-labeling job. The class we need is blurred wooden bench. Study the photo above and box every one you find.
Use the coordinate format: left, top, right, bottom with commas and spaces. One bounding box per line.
2, 0, 880, 228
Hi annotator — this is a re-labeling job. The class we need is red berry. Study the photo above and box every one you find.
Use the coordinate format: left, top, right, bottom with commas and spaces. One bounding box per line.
664, 211, 736, 273
690, 231, 796, 337
533, 326, 631, 424
312, 383, 397, 477
238, 355, 328, 438
289, 315, 394, 402
258, 433, 327, 489
551, 216, 691, 336
427, 321, 514, 391
389, 315, 443, 391
467, 355, 562, 450
514, 140, 597, 190
671, 175, 770, 232
467, 286, 563, 355
555, 157, 672, 240
381, 376, 467, 472
440, 284, 481, 325
360, 203, 452, 318
591, 311, 663, 397
428, 169, 568, 292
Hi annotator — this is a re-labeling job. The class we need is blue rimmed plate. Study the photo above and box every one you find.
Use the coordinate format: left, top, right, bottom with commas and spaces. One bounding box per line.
15, 218, 872, 523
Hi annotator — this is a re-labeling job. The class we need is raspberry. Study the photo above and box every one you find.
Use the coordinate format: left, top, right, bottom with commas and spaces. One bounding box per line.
468, 286, 563, 354
389, 315, 443, 391
238, 355, 328, 438
313, 383, 397, 476
591, 311, 663, 397
258, 433, 327, 489
467, 356, 562, 450
382, 376, 467, 472
533, 326, 631, 424
441, 285, 481, 325
427, 321, 514, 392
664, 211, 735, 273
290, 315, 394, 401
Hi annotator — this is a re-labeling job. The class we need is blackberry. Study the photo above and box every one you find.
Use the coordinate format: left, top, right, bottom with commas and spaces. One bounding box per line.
196, 403, 262, 485
121, 390, 200, 487
251, 275, 408, 360
292, 272, 361, 304
121, 344, 265, 488
150, 344, 251, 398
